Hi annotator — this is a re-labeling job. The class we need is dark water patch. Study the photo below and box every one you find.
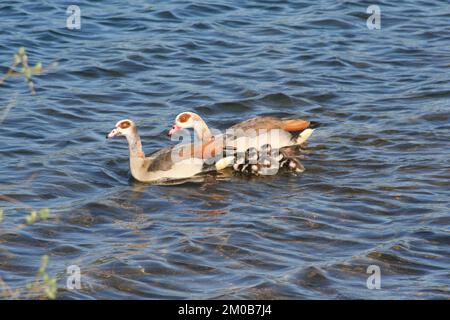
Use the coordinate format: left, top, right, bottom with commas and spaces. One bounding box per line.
153, 10, 181, 22
183, 3, 236, 17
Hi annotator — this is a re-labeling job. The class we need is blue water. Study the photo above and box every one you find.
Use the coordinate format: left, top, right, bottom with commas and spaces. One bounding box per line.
0, 0, 449, 299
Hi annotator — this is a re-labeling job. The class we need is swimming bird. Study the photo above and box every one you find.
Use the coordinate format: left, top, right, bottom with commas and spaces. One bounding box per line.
168, 111, 315, 148
167, 112, 316, 174
106, 119, 221, 183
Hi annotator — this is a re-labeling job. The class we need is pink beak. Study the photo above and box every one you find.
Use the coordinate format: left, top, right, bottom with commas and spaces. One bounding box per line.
106, 128, 120, 139
168, 124, 181, 137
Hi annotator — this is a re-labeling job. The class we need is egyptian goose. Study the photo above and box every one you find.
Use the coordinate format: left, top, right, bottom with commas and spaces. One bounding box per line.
106, 119, 220, 183
168, 112, 316, 174
169, 112, 315, 147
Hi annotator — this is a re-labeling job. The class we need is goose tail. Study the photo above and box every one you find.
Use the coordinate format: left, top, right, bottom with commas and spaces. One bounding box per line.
296, 128, 315, 145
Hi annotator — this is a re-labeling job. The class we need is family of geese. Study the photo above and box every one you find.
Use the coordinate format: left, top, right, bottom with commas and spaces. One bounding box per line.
106, 112, 317, 183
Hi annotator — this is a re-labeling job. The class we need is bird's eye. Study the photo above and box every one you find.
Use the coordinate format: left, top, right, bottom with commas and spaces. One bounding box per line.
119, 121, 131, 129
179, 113, 191, 123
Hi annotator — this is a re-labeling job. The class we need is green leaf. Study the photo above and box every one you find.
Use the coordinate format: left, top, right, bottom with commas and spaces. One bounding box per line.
26, 210, 39, 224
44, 287, 56, 300
38, 208, 50, 220
39, 255, 49, 275
14, 53, 21, 64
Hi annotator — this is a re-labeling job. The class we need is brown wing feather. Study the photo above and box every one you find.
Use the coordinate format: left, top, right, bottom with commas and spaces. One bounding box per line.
280, 119, 310, 132
230, 116, 310, 132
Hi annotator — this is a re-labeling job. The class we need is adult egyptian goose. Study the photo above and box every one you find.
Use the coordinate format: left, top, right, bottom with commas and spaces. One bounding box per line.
106, 119, 220, 183
168, 112, 316, 174
169, 112, 315, 147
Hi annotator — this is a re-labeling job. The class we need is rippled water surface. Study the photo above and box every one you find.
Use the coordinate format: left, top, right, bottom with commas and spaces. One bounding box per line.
0, 1, 449, 299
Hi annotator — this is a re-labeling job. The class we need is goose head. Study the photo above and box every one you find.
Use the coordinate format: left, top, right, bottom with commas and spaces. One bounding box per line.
168, 111, 199, 137
106, 119, 135, 139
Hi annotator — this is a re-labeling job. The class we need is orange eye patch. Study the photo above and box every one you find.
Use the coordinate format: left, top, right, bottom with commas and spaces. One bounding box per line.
178, 113, 191, 123
119, 121, 131, 129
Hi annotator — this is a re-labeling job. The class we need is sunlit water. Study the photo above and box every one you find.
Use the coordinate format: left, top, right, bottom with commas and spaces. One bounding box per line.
0, 0, 449, 299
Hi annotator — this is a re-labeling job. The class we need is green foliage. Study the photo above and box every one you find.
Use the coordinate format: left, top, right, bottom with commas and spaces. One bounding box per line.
0, 47, 53, 95
25, 255, 58, 300
25, 208, 50, 225
0, 208, 57, 299
0, 48, 59, 299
